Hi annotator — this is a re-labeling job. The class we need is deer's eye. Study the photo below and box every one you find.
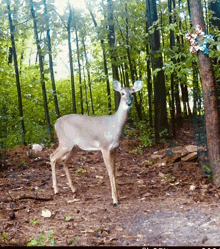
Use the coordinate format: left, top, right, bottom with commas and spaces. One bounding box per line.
121, 92, 125, 96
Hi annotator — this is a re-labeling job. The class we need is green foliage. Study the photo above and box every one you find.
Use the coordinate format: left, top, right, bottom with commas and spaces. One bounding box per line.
1, 0, 217, 150
68, 237, 78, 246
130, 147, 143, 155
27, 230, 55, 246
64, 216, 72, 221
1, 232, 8, 239
202, 164, 213, 179
145, 160, 152, 165
76, 169, 84, 174
139, 135, 153, 148
32, 218, 39, 225
0, 232, 8, 245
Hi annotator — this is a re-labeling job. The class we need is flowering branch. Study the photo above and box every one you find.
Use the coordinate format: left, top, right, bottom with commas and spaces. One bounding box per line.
185, 25, 214, 55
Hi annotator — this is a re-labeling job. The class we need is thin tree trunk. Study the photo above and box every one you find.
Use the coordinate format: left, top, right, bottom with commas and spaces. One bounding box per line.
125, 3, 134, 83
125, 3, 142, 120
107, 0, 119, 110
172, 0, 182, 125
7, 0, 26, 145
67, 3, 77, 114
82, 36, 94, 115
73, 10, 83, 115
178, 0, 190, 117
44, 0, 60, 118
82, 56, 89, 115
168, 0, 176, 137
189, 0, 220, 186
146, 43, 153, 127
146, 0, 169, 140
87, 4, 112, 114
30, 0, 52, 141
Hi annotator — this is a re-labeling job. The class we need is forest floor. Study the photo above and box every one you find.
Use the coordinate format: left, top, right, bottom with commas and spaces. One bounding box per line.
1, 120, 220, 246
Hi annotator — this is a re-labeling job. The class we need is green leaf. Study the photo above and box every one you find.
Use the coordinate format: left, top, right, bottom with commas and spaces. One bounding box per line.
64, 216, 72, 221
1, 232, 8, 238
45, 230, 53, 238
32, 218, 39, 225
27, 239, 40, 246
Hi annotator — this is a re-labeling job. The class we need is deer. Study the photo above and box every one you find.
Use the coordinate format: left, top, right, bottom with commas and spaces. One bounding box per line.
50, 80, 143, 206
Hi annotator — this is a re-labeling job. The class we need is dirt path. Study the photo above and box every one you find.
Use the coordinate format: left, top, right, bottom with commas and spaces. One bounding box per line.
1, 125, 220, 246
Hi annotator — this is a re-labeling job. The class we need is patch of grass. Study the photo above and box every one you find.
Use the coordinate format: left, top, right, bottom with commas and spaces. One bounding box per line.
1, 232, 8, 238
139, 135, 152, 147
0, 232, 8, 244
130, 147, 143, 155
202, 164, 213, 179
68, 237, 78, 246
144, 160, 152, 165
76, 169, 84, 174
32, 218, 39, 225
27, 230, 56, 246
64, 216, 72, 221
170, 177, 176, 183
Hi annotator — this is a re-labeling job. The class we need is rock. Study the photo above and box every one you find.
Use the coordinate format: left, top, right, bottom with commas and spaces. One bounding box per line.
150, 155, 163, 161
166, 153, 182, 163
182, 152, 197, 162
185, 145, 197, 153
166, 149, 174, 155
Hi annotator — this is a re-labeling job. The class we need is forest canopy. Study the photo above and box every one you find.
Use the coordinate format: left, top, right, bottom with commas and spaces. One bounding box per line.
0, 0, 220, 149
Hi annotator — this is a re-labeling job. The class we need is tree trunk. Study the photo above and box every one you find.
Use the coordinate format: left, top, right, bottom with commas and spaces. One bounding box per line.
146, 0, 169, 140
73, 9, 83, 115
125, 3, 142, 120
30, 0, 52, 141
189, 0, 220, 186
82, 36, 94, 115
209, 0, 220, 108
146, 43, 153, 127
107, 0, 120, 111
82, 56, 89, 115
87, 5, 112, 114
44, 0, 60, 118
7, 0, 26, 145
168, 0, 176, 137
67, 4, 77, 114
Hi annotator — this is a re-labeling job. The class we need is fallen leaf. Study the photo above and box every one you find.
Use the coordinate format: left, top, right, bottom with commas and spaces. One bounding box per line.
201, 184, 208, 189
137, 234, 143, 238
96, 176, 103, 179
41, 209, 51, 218
67, 199, 80, 203
190, 185, 196, 191
159, 172, 165, 178
143, 192, 153, 197
82, 228, 95, 233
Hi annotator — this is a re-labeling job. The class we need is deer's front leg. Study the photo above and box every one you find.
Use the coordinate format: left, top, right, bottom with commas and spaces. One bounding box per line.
50, 154, 58, 194
101, 148, 118, 206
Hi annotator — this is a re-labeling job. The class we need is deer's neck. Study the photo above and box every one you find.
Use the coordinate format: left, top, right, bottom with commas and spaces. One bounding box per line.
113, 102, 130, 132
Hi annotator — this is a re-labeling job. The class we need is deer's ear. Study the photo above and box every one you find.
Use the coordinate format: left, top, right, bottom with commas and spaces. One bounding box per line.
112, 80, 122, 92
132, 80, 143, 92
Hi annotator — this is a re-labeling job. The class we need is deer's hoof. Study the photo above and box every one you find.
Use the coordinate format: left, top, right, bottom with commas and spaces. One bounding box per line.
54, 189, 59, 194
113, 203, 119, 207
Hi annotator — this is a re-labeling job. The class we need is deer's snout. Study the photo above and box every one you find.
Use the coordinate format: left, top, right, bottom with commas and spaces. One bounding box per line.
127, 100, 132, 107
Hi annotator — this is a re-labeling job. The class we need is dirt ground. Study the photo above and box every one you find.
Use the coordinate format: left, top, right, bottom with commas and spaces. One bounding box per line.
1, 121, 220, 246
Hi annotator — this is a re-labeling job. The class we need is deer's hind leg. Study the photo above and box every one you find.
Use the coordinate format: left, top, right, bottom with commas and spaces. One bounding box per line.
62, 146, 80, 194
50, 146, 72, 194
